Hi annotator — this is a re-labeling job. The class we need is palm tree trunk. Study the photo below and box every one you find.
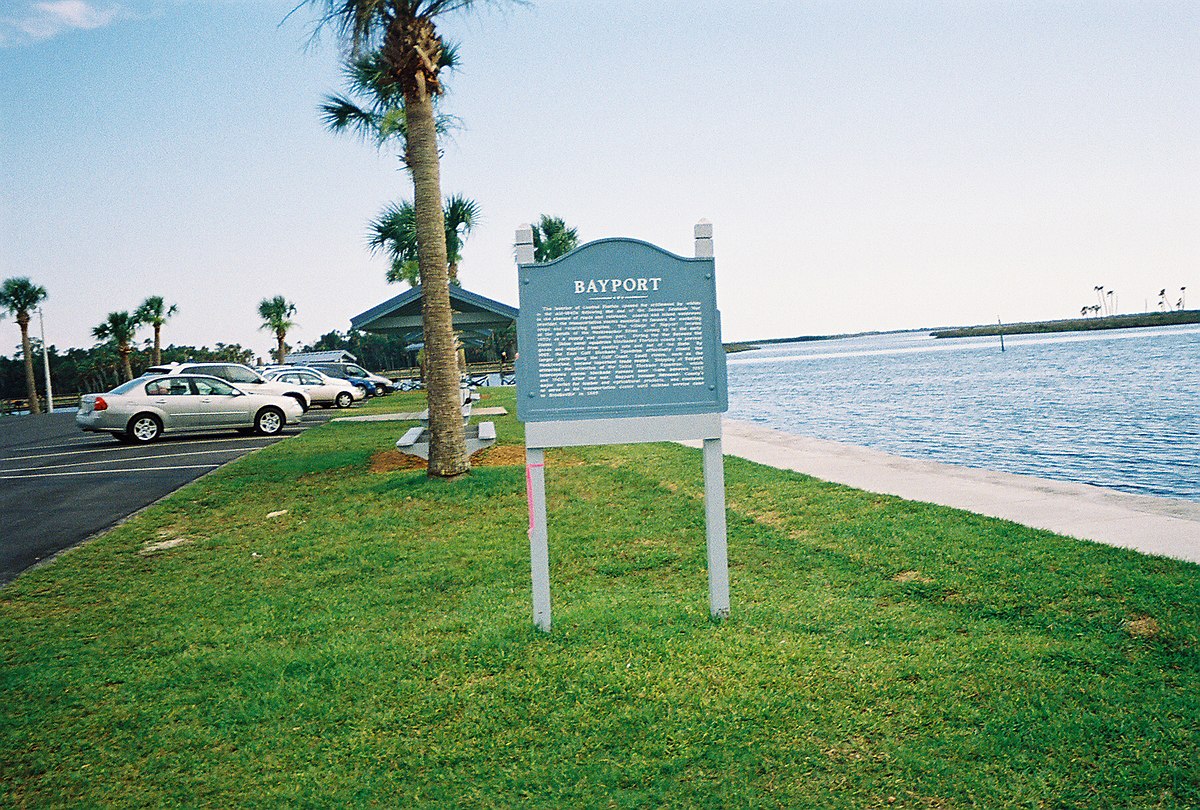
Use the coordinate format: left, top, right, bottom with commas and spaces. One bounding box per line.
120, 345, 133, 381
406, 83, 468, 477
276, 332, 286, 365
17, 315, 41, 414
153, 325, 162, 365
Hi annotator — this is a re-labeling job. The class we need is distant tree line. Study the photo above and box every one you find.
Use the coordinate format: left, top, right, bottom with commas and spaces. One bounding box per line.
0, 341, 258, 402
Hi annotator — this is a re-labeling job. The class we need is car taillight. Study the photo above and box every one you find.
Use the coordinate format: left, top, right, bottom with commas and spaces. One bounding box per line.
94, 397, 108, 411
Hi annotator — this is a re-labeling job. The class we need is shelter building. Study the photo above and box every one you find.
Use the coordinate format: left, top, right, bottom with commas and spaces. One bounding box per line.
350, 286, 519, 356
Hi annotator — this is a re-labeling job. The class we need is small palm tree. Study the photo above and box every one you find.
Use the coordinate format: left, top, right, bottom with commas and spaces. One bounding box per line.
0, 277, 49, 414
370, 193, 481, 287
258, 296, 297, 364
135, 295, 178, 365
532, 215, 579, 262
92, 311, 141, 382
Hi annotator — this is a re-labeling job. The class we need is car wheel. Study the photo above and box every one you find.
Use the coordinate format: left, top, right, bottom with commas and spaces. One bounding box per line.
286, 393, 308, 413
126, 414, 162, 444
255, 407, 284, 436
335, 391, 353, 409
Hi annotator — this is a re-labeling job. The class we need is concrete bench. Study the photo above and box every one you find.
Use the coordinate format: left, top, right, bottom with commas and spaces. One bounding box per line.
394, 421, 496, 461
418, 400, 472, 427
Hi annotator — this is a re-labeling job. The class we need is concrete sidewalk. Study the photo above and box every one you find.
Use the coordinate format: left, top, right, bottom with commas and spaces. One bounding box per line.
715, 419, 1200, 565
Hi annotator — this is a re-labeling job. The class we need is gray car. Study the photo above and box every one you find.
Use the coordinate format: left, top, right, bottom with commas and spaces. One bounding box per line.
76, 374, 305, 443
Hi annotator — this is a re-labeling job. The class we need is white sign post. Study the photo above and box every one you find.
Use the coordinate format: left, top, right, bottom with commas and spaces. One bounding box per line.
516, 222, 729, 632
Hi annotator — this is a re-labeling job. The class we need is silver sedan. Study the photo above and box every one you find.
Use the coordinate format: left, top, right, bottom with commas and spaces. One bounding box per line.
76, 374, 306, 443
262, 367, 365, 409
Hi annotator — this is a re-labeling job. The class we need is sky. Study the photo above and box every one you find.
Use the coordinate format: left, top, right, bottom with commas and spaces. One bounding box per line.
1, 0, 1197, 360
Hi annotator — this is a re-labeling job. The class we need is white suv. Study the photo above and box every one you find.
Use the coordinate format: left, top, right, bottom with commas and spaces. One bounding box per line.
143, 362, 312, 411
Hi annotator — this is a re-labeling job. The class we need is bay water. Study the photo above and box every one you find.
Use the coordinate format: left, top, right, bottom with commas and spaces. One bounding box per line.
727, 325, 1200, 502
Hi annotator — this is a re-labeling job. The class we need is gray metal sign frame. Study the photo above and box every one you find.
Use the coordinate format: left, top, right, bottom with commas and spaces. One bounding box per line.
516, 221, 730, 632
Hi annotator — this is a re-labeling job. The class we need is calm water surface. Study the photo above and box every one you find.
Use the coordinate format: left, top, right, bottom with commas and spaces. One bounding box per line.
727, 325, 1200, 502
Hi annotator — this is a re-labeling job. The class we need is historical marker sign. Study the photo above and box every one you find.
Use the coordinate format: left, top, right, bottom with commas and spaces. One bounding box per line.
516, 238, 727, 422
515, 222, 731, 632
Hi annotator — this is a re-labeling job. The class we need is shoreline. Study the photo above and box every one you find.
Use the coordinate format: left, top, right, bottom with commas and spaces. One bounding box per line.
726, 311, 1199, 350
705, 419, 1200, 565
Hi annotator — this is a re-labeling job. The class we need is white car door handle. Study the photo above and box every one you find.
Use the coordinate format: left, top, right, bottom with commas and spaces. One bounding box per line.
154, 399, 167, 404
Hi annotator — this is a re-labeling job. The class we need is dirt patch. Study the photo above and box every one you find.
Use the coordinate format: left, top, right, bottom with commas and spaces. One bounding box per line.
369, 451, 427, 473
140, 537, 193, 555
369, 444, 527, 473
1123, 615, 1160, 639
471, 445, 526, 467
892, 570, 934, 584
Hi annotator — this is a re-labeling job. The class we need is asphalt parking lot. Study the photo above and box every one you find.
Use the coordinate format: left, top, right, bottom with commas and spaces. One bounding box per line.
0, 409, 334, 585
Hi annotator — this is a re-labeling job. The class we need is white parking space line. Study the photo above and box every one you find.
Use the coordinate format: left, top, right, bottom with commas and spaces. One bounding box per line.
3, 435, 278, 462
0, 447, 262, 473
0, 464, 223, 480
5, 439, 116, 455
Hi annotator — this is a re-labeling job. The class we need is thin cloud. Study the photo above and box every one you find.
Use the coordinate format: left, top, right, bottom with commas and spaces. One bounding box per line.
1, 1, 123, 46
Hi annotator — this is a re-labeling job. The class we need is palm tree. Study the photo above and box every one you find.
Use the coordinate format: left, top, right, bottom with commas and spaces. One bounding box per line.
135, 295, 178, 365
532, 215, 579, 262
258, 296, 297, 364
92, 311, 141, 382
0, 277, 49, 414
308, 0, 485, 477
370, 193, 481, 287
320, 47, 459, 155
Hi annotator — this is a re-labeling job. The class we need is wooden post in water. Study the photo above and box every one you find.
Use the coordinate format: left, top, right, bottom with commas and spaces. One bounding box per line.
997, 317, 1005, 353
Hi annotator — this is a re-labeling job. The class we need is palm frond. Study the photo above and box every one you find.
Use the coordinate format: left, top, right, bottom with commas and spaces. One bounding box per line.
319, 94, 384, 142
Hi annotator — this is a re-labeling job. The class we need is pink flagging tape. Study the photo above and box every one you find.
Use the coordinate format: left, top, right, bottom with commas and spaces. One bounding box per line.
525, 462, 545, 531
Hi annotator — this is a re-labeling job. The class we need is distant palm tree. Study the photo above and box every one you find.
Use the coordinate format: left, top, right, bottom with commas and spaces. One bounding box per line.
532, 215, 579, 262
1080, 306, 1089, 318
0, 277, 49, 413
92, 311, 141, 382
258, 296, 297, 364
135, 295, 178, 365
370, 194, 481, 287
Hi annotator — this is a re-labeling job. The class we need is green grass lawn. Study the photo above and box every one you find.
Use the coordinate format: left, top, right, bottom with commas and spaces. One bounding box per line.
2, 387, 1197, 807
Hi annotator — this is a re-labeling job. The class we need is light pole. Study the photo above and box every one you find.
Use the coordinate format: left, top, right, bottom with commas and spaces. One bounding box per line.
38, 308, 54, 413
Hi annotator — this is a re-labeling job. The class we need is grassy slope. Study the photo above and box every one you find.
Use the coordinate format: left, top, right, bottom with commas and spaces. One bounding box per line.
2, 388, 1197, 807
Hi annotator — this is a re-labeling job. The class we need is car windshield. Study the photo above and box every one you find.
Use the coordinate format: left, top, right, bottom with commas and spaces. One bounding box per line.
108, 378, 147, 395
345, 365, 368, 377
216, 366, 263, 384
